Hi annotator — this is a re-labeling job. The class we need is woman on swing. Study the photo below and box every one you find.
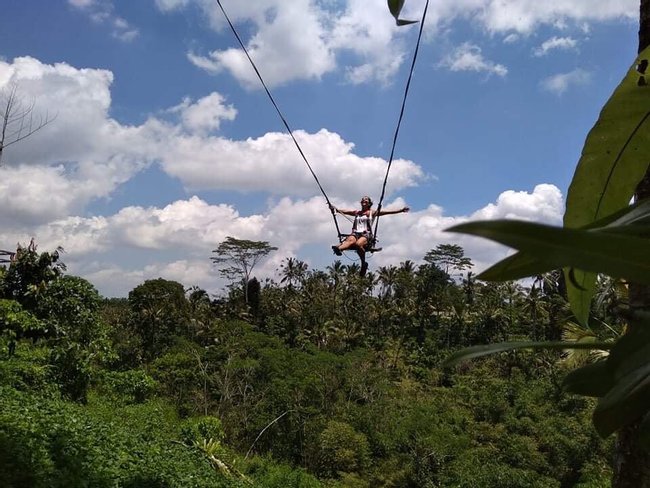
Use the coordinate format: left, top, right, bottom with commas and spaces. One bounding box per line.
330, 196, 409, 276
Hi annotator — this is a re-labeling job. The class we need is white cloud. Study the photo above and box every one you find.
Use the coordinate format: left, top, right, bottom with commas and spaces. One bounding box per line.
533, 36, 578, 57
0, 184, 564, 297
477, 0, 636, 34
438, 43, 508, 77
158, 129, 424, 197
171, 0, 636, 88
154, 0, 191, 11
69, 0, 95, 7
372, 184, 564, 277
0, 57, 423, 225
328, 0, 409, 85
470, 184, 563, 222
178, 0, 419, 87
187, 0, 336, 88
68, 0, 139, 42
540, 68, 591, 95
169, 93, 238, 134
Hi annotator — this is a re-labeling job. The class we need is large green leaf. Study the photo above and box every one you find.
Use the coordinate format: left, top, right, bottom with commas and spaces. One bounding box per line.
563, 361, 614, 398
469, 200, 650, 284
472, 251, 555, 282
593, 361, 650, 438
447, 220, 650, 285
387, 0, 418, 25
442, 340, 612, 369
590, 321, 650, 438
564, 46, 650, 322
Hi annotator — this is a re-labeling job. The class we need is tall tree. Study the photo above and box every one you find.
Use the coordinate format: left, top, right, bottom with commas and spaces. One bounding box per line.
279, 257, 308, 290
211, 236, 277, 305
423, 244, 473, 275
128, 278, 189, 361
1, 239, 65, 311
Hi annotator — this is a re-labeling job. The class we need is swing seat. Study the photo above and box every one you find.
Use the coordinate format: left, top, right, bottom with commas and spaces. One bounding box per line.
336, 235, 382, 253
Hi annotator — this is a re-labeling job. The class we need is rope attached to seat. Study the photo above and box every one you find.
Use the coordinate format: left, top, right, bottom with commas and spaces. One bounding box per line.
373, 0, 430, 242
215, 0, 429, 248
214, 0, 342, 238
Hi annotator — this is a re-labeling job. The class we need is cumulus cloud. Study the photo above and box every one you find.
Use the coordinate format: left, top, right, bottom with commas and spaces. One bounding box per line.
371, 184, 564, 276
0, 57, 423, 225
0, 184, 564, 297
438, 43, 508, 77
328, 0, 408, 85
68, 0, 139, 41
533, 36, 578, 57
470, 184, 563, 222
187, 0, 336, 88
158, 129, 424, 196
476, 0, 636, 34
168, 93, 238, 134
182, 0, 419, 87
541, 68, 591, 95
168, 0, 635, 88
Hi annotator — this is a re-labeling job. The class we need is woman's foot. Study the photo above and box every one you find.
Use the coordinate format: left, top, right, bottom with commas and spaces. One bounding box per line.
332, 245, 342, 256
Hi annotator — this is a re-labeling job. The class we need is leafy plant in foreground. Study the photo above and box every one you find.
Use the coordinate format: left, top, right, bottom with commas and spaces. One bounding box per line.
444, 47, 650, 448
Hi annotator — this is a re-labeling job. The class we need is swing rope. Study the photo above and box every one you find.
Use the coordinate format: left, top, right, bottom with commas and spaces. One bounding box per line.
372, 0, 430, 243
214, 0, 342, 239
215, 0, 429, 249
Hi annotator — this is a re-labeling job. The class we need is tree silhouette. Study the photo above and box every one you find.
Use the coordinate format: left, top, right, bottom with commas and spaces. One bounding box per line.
0, 83, 55, 165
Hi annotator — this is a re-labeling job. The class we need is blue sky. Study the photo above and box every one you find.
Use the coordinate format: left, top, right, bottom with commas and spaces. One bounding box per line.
0, 0, 639, 296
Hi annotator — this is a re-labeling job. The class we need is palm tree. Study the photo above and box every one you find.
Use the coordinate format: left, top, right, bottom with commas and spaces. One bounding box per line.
279, 257, 308, 290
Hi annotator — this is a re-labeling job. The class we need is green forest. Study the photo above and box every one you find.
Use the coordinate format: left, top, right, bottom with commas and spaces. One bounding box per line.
0, 240, 619, 487
3, 1, 650, 487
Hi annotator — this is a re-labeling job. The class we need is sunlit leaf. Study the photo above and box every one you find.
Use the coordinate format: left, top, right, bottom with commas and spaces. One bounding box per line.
564, 46, 650, 322
442, 340, 612, 369
447, 220, 650, 285
472, 201, 650, 284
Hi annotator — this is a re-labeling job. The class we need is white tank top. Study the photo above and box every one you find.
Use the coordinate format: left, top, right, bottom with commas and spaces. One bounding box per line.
352, 210, 373, 234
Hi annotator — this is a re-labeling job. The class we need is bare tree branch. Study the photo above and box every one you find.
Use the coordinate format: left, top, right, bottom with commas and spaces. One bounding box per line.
0, 83, 57, 166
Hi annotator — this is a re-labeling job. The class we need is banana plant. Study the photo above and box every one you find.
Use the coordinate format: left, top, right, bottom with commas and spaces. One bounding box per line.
443, 46, 650, 446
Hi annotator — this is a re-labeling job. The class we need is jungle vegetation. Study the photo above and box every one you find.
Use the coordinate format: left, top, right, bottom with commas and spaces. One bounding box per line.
0, 240, 619, 487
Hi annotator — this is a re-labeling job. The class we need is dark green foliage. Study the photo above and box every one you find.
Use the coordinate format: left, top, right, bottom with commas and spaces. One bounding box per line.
1, 240, 65, 311
0, 298, 46, 347
97, 368, 158, 404
317, 420, 370, 478
49, 341, 92, 403
0, 239, 617, 486
36, 275, 102, 345
0, 387, 239, 488
150, 347, 201, 416
128, 278, 190, 361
